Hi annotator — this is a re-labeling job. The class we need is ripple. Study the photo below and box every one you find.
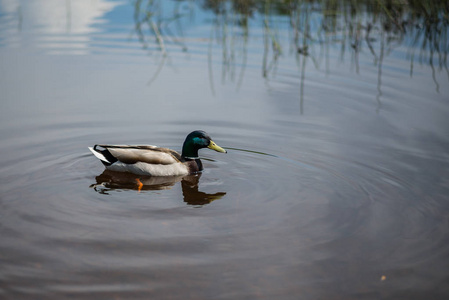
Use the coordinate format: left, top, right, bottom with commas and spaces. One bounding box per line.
1, 0, 449, 297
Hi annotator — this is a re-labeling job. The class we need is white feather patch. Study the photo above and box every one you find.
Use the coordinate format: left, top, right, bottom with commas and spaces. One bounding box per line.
88, 147, 111, 164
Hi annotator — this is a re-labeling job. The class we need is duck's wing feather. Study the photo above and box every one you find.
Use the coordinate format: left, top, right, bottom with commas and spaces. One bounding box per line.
97, 145, 182, 165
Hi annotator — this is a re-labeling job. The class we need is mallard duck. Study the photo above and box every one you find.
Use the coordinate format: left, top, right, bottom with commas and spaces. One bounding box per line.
88, 130, 227, 176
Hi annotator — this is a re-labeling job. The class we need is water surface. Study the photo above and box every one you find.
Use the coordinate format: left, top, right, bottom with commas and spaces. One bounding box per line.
1, 1, 449, 299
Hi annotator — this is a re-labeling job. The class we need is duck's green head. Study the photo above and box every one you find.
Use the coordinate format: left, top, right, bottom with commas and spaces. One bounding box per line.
182, 130, 227, 159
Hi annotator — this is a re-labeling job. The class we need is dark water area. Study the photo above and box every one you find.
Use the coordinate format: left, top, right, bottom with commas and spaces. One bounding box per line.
1, 1, 449, 299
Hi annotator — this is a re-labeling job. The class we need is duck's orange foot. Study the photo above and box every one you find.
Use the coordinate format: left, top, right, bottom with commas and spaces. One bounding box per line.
136, 178, 143, 192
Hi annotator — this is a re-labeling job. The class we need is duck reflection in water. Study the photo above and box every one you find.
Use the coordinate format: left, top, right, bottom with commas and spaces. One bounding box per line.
90, 170, 226, 206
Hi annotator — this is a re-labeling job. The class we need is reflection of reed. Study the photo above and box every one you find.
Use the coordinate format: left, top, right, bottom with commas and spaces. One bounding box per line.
205, 0, 252, 92
133, 0, 167, 85
133, 0, 192, 85
131, 0, 448, 98
262, 0, 281, 78
285, 0, 448, 110
406, 5, 448, 93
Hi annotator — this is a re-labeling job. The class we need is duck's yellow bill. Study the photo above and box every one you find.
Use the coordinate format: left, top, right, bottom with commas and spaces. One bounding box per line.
208, 140, 227, 153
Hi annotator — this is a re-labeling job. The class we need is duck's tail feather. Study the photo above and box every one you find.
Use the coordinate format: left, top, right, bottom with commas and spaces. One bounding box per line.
88, 145, 116, 166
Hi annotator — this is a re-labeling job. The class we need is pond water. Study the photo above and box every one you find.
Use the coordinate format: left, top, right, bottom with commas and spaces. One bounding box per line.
1, 1, 449, 299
